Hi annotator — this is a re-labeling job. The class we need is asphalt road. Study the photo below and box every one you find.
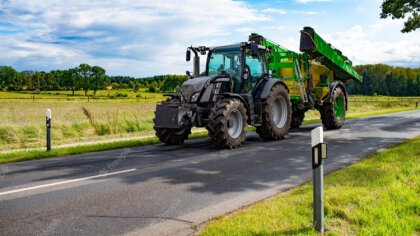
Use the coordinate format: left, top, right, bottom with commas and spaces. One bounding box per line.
1, 110, 419, 236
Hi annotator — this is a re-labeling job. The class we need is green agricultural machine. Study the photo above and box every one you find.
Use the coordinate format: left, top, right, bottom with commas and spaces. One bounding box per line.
153, 27, 362, 148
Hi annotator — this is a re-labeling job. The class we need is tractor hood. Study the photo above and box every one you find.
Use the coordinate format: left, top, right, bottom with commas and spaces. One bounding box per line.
180, 76, 211, 102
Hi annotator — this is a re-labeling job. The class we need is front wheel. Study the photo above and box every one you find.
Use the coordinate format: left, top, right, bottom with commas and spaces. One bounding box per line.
256, 84, 292, 140
320, 86, 346, 129
206, 98, 248, 149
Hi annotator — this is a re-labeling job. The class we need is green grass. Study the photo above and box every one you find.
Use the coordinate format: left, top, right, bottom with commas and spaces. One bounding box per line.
303, 107, 418, 125
0, 89, 165, 151
200, 137, 420, 236
1, 91, 418, 152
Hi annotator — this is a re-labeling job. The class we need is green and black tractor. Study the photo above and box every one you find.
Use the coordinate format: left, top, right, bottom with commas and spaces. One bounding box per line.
153, 27, 362, 148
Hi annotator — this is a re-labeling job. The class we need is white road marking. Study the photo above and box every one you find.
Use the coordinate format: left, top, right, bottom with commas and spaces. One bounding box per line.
0, 168, 136, 196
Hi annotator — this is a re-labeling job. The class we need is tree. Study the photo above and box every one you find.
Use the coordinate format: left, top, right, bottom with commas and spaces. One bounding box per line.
60, 69, 79, 95
33, 71, 46, 92
20, 70, 35, 90
0, 66, 18, 90
77, 63, 92, 96
91, 66, 108, 95
149, 81, 158, 92
380, 0, 420, 33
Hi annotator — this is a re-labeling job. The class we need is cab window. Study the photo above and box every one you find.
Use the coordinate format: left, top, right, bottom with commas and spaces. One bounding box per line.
245, 51, 263, 84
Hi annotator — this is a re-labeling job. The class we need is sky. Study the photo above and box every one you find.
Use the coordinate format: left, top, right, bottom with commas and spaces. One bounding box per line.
0, 0, 419, 77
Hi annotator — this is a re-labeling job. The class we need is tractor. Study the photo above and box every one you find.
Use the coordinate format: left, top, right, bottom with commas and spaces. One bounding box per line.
153, 27, 362, 148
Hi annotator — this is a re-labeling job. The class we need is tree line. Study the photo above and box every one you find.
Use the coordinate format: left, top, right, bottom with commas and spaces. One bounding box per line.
109, 75, 187, 92
1, 64, 419, 96
0, 65, 188, 94
0, 64, 108, 95
346, 64, 420, 96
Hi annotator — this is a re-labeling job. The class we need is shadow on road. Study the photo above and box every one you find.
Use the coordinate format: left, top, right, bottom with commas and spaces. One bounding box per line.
24, 116, 415, 195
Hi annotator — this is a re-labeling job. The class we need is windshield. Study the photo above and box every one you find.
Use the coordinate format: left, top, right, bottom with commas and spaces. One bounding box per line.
207, 46, 242, 80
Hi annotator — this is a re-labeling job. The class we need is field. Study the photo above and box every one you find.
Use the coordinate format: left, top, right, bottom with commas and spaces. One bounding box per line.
200, 136, 420, 235
0, 89, 164, 151
0, 90, 419, 152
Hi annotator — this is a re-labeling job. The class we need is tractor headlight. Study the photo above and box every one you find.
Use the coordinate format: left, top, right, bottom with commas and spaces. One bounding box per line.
190, 92, 199, 102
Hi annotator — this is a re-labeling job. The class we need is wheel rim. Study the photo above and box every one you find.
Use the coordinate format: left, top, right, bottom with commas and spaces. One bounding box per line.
335, 96, 344, 120
272, 96, 287, 129
227, 109, 243, 139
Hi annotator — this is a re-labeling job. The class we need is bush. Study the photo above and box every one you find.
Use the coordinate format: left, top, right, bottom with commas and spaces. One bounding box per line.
148, 85, 157, 92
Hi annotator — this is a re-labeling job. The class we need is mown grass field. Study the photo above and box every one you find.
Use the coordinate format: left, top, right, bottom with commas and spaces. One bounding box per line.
0, 90, 419, 152
200, 136, 420, 235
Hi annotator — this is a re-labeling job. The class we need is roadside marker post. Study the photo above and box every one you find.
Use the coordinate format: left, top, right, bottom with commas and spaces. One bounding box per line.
46, 109, 52, 151
311, 126, 327, 233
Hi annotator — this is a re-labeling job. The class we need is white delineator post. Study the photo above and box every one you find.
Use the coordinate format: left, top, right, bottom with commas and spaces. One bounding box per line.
311, 126, 326, 233
46, 109, 52, 151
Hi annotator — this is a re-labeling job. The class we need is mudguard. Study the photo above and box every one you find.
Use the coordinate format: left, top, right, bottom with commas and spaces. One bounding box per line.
258, 78, 289, 99
216, 93, 251, 121
325, 81, 348, 110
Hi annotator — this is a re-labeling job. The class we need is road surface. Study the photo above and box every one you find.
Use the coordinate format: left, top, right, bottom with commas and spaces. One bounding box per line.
1, 110, 419, 236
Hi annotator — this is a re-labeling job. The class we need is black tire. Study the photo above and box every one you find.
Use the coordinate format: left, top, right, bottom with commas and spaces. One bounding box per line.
153, 98, 191, 145
256, 84, 292, 140
320, 86, 346, 129
206, 98, 248, 149
291, 110, 305, 128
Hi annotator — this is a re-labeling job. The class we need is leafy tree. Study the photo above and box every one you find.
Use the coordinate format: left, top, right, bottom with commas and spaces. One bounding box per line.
350, 64, 420, 96
149, 81, 158, 92
0, 66, 18, 90
20, 70, 35, 90
60, 69, 79, 95
77, 63, 93, 96
91, 66, 108, 95
33, 71, 46, 92
381, 0, 420, 33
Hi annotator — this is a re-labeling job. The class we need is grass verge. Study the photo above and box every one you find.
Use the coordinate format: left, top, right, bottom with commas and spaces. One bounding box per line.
1, 108, 418, 164
302, 107, 418, 126
199, 136, 420, 235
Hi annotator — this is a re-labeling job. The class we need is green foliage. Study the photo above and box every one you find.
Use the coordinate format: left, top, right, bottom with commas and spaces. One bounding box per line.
0, 66, 18, 90
111, 74, 188, 93
0, 64, 187, 95
381, 0, 420, 33
346, 64, 420, 96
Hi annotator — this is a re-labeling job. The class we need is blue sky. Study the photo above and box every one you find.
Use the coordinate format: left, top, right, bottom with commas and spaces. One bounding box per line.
0, 0, 419, 76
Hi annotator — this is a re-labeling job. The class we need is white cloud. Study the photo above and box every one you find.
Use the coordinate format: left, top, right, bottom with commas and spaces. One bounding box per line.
261, 8, 287, 15
321, 23, 420, 67
0, 0, 418, 76
0, 0, 268, 76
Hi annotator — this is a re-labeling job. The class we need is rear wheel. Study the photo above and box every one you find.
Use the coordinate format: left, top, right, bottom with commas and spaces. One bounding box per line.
256, 84, 292, 140
153, 98, 191, 144
320, 86, 346, 129
206, 98, 248, 149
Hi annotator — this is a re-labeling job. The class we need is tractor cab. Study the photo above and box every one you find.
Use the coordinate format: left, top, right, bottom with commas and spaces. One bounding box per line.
187, 42, 268, 94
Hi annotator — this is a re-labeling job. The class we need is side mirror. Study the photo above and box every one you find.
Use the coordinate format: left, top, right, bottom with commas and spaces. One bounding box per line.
186, 71, 191, 76
186, 50, 191, 61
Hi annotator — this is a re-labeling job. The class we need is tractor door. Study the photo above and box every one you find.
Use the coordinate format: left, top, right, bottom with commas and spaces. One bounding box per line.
243, 48, 266, 93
